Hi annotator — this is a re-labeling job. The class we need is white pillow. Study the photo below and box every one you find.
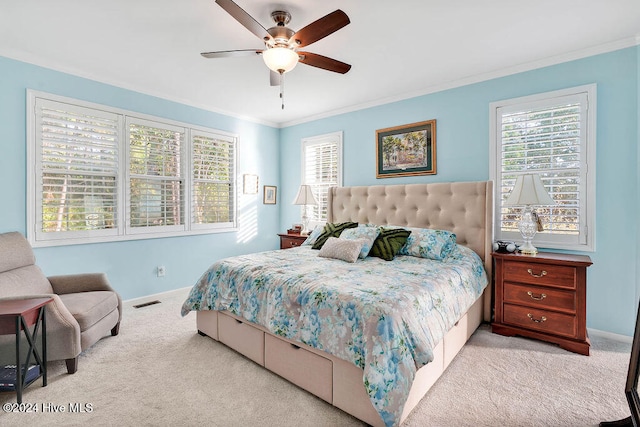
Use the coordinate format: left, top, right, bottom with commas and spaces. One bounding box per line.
318, 237, 365, 263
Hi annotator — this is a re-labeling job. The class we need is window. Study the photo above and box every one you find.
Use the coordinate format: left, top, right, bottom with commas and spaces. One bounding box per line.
490, 84, 596, 251
28, 91, 237, 246
301, 131, 343, 227
127, 119, 185, 233
191, 130, 235, 229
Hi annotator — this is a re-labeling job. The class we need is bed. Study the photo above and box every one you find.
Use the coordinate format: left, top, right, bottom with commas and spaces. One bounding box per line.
181, 181, 493, 426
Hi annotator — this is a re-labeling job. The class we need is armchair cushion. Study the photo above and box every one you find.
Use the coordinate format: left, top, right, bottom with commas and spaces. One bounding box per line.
58, 291, 119, 331
0, 265, 53, 296
0, 232, 36, 273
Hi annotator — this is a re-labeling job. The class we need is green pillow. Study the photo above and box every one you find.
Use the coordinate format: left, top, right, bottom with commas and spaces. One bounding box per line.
368, 227, 411, 261
311, 222, 358, 249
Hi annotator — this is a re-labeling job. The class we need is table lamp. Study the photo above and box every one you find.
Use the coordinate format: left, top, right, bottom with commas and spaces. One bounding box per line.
293, 184, 318, 235
504, 173, 555, 255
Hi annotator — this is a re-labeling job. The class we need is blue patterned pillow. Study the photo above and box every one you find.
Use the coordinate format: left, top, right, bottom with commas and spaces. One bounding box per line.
398, 227, 457, 260
302, 225, 324, 246
339, 225, 380, 259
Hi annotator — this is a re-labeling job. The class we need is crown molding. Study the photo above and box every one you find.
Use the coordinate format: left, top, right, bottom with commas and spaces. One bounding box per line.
280, 36, 640, 128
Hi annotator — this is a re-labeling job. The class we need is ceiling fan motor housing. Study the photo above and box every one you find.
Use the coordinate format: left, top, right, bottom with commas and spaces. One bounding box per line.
266, 12, 295, 48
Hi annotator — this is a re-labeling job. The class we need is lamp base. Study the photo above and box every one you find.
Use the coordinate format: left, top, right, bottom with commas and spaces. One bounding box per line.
518, 206, 539, 255
518, 241, 538, 255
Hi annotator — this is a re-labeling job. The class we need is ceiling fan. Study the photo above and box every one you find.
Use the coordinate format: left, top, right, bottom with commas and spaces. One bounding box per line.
201, 0, 351, 108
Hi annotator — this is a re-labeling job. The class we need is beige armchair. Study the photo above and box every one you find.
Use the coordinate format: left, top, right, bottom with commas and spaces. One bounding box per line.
0, 232, 121, 374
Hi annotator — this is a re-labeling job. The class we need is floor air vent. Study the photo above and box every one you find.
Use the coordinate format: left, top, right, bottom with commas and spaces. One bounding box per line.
133, 300, 161, 309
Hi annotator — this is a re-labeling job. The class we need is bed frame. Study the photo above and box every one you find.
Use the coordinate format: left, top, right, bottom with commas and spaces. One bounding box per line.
196, 181, 493, 426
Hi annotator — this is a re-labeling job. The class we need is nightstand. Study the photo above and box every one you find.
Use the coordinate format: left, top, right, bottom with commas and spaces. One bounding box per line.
491, 251, 592, 355
278, 233, 307, 249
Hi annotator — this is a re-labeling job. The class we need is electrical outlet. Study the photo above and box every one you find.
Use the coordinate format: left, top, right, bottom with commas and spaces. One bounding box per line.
157, 266, 166, 277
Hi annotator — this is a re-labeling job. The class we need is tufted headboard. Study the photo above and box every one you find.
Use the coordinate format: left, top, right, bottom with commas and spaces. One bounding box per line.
327, 181, 494, 320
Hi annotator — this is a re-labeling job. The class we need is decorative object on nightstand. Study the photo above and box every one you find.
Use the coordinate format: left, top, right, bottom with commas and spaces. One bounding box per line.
293, 184, 317, 234
278, 233, 307, 249
491, 251, 592, 355
504, 173, 555, 255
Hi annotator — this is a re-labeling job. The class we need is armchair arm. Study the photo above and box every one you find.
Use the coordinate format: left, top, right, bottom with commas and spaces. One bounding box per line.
48, 273, 114, 295
48, 273, 122, 324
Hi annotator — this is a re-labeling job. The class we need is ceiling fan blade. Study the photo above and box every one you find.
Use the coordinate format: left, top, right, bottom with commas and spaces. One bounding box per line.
270, 70, 280, 86
215, 0, 271, 41
201, 49, 262, 58
298, 52, 351, 74
290, 10, 350, 48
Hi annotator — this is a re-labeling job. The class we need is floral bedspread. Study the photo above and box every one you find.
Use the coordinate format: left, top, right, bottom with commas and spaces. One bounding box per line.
181, 245, 487, 426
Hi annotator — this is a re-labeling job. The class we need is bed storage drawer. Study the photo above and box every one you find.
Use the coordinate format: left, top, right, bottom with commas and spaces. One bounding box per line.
218, 312, 265, 366
196, 310, 219, 340
443, 296, 483, 368
264, 334, 333, 403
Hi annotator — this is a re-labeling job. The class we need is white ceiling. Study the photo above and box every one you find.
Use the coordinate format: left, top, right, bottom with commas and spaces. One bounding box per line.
1, 1, 639, 127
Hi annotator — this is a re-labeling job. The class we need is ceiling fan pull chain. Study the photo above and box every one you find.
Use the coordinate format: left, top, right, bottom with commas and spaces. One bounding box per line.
280, 71, 285, 109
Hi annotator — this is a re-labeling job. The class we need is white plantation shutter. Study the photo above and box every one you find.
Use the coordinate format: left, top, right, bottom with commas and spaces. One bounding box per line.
34, 99, 120, 242
191, 131, 236, 228
28, 91, 238, 246
492, 86, 595, 251
302, 132, 343, 224
127, 119, 185, 232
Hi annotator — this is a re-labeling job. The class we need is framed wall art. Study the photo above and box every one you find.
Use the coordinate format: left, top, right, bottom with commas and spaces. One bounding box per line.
263, 185, 277, 205
243, 174, 258, 194
376, 119, 436, 178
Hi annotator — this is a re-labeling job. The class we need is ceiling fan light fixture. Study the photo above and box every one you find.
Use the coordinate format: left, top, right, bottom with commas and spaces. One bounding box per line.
262, 47, 298, 73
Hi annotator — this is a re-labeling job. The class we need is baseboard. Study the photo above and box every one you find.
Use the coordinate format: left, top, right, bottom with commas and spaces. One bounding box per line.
588, 327, 632, 344
124, 286, 191, 305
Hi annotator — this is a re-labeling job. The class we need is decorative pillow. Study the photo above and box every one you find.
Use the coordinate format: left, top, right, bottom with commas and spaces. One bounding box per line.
311, 222, 358, 250
368, 227, 411, 261
399, 227, 457, 260
302, 225, 324, 246
339, 225, 380, 259
318, 237, 365, 263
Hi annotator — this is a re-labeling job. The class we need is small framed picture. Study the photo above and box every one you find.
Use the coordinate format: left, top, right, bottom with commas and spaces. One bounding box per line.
263, 185, 277, 204
243, 174, 259, 194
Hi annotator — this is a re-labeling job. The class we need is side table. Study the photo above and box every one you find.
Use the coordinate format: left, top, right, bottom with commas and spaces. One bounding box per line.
491, 251, 592, 355
0, 297, 53, 403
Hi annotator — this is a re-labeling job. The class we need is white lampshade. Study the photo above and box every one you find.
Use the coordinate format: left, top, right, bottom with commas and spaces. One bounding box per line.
262, 47, 299, 73
293, 185, 317, 206
505, 174, 555, 206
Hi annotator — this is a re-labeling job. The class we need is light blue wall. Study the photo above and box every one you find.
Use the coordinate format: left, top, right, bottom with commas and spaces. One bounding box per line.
2, 47, 638, 335
280, 47, 639, 336
0, 56, 281, 300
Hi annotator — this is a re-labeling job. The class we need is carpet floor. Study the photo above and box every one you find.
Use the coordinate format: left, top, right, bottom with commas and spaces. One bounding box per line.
0, 287, 632, 427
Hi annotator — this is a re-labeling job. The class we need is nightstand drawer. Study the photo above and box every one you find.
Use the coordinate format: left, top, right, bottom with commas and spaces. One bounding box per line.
281, 235, 305, 249
503, 304, 577, 338
503, 261, 576, 289
503, 282, 576, 313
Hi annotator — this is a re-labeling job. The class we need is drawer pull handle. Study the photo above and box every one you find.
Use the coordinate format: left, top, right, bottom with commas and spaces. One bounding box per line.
527, 313, 547, 323
527, 291, 547, 301
235, 319, 243, 324
290, 343, 301, 350
527, 268, 547, 278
